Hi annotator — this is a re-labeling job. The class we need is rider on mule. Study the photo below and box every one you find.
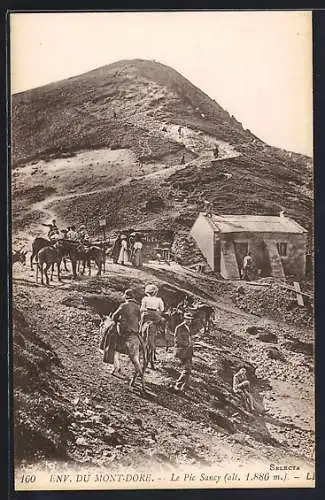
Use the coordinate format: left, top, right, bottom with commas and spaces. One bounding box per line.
140, 284, 165, 332
41, 219, 59, 240
49, 227, 61, 242
67, 225, 78, 241
78, 225, 90, 244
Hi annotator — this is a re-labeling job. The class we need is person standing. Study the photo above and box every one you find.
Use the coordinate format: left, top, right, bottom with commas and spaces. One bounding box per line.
117, 235, 129, 265
213, 144, 219, 158
233, 367, 255, 412
173, 311, 195, 392
132, 236, 143, 269
242, 251, 253, 280
203, 199, 213, 218
111, 234, 122, 264
128, 232, 136, 257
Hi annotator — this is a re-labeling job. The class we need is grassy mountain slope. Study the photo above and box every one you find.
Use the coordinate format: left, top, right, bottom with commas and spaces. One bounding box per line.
12, 58, 312, 240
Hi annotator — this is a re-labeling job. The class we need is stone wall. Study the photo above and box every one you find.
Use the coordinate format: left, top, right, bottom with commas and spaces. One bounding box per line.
190, 214, 215, 269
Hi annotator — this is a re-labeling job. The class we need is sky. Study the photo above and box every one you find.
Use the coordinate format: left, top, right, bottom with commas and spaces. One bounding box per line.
10, 11, 312, 156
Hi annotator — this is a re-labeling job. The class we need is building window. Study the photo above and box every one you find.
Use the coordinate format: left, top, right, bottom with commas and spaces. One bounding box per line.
277, 242, 288, 257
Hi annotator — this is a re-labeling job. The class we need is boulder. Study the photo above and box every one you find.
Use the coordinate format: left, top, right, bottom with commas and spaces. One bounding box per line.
266, 347, 286, 361
246, 326, 259, 335
256, 331, 278, 343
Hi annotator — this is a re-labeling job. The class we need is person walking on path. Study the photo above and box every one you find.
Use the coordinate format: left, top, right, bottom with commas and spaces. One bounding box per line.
111, 289, 143, 380
117, 235, 129, 265
173, 310, 195, 392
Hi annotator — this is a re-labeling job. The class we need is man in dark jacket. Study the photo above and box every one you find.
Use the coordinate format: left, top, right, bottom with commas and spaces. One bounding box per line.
111, 289, 143, 379
41, 219, 58, 238
174, 310, 195, 392
112, 289, 140, 336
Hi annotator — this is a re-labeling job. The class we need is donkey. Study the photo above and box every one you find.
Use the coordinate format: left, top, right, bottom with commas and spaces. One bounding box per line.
99, 314, 148, 391
13, 247, 27, 265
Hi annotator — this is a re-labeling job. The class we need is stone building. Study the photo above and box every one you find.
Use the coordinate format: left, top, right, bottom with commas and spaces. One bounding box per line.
190, 212, 308, 279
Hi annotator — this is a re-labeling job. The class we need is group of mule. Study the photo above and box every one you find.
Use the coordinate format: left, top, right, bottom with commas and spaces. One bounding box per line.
98, 302, 214, 392
30, 237, 107, 285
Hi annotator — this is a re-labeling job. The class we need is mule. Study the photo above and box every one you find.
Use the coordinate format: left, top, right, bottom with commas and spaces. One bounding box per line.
31, 237, 69, 272
165, 303, 214, 335
54, 240, 86, 278
80, 246, 106, 276
193, 304, 215, 334
36, 242, 65, 285
30, 237, 52, 270
99, 314, 147, 391
141, 321, 158, 370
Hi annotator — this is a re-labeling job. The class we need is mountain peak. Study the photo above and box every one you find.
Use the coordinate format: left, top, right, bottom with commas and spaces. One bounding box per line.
12, 59, 312, 238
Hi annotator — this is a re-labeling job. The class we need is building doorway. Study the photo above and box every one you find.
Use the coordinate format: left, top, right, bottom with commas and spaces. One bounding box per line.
234, 242, 249, 274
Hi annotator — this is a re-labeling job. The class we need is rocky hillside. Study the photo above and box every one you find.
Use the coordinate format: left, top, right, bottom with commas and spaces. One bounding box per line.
11, 59, 313, 240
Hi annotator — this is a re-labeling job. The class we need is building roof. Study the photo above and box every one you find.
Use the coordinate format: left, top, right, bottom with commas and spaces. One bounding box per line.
201, 213, 307, 234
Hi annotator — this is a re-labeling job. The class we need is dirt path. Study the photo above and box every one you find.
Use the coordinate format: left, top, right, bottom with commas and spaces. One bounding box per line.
13, 255, 314, 468
13, 258, 314, 473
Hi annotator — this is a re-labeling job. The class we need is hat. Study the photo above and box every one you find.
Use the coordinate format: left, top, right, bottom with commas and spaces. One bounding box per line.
145, 284, 158, 295
184, 311, 194, 319
121, 234, 127, 239
124, 289, 134, 300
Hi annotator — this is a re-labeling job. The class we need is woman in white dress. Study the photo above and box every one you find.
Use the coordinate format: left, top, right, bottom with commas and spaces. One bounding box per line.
117, 235, 129, 265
